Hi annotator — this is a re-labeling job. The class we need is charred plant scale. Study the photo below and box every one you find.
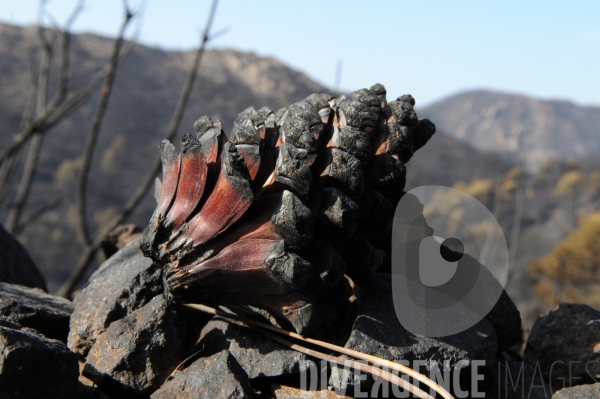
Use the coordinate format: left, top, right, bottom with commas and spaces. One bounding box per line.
142, 84, 435, 335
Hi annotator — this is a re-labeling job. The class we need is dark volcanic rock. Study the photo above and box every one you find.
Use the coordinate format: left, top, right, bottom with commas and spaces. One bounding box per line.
83, 295, 195, 398
0, 314, 21, 329
329, 273, 498, 394
198, 317, 312, 379
552, 383, 600, 398
484, 289, 522, 354
68, 237, 163, 357
480, 360, 551, 399
0, 282, 73, 342
524, 303, 600, 389
151, 349, 252, 399
349, 274, 498, 366
0, 320, 81, 398
0, 223, 46, 290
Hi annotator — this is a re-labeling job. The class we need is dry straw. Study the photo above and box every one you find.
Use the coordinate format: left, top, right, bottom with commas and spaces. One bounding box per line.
184, 303, 455, 399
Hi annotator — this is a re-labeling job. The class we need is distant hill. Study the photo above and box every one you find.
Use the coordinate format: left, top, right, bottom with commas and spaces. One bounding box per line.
405, 133, 512, 189
420, 90, 600, 170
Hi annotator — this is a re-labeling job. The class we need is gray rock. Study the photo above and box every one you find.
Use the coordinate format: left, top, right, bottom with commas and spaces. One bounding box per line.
68, 237, 163, 357
0, 314, 21, 329
0, 321, 81, 399
0, 223, 46, 290
0, 282, 73, 342
151, 349, 252, 399
524, 303, 600, 389
83, 295, 195, 397
330, 273, 498, 394
198, 317, 312, 379
553, 383, 600, 398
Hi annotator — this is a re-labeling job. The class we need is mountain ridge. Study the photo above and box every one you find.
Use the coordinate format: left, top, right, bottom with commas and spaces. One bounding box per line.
423, 88, 600, 111
420, 89, 600, 170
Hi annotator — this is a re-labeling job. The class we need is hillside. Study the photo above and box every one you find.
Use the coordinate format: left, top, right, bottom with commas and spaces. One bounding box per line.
405, 133, 512, 189
420, 90, 600, 170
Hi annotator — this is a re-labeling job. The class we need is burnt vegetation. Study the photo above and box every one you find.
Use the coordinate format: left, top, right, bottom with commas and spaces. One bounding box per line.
141, 84, 435, 335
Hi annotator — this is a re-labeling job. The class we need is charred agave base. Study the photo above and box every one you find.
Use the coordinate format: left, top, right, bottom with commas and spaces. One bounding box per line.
141, 84, 435, 335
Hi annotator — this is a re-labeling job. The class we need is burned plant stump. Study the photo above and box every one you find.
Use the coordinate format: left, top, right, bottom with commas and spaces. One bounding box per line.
141, 84, 436, 336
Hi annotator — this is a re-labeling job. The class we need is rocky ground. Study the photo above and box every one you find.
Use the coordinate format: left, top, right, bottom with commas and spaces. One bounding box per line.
1, 226, 600, 398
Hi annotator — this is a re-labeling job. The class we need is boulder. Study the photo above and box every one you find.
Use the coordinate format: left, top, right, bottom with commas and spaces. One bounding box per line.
524, 303, 600, 389
0, 282, 73, 342
0, 222, 46, 290
552, 383, 600, 398
479, 359, 551, 399
68, 237, 163, 357
0, 314, 21, 329
151, 349, 252, 399
0, 318, 81, 398
83, 295, 197, 397
484, 289, 523, 354
198, 317, 313, 379
329, 273, 498, 395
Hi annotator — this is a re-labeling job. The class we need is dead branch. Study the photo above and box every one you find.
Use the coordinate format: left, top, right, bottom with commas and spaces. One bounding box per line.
0, 10, 134, 165
56, 0, 221, 298
0, 38, 40, 203
4, 136, 45, 232
5, 7, 56, 232
0, 155, 20, 204
480, 177, 506, 266
260, 329, 434, 399
75, 6, 134, 246
52, 0, 85, 105
13, 198, 62, 236
185, 303, 454, 399
2, 0, 139, 236
506, 184, 525, 286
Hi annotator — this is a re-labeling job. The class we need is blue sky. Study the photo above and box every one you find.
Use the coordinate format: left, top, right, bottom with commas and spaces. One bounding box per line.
2, 0, 599, 107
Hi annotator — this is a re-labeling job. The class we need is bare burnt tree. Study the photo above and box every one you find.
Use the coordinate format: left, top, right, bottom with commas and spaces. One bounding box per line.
57, 0, 222, 297
2, 1, 82, 232
0, 0, 223, 297
1, 0, 137, 233
75, 7, 135, 247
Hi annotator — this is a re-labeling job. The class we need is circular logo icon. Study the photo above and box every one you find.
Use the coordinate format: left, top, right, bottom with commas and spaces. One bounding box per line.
391, 185, 509, 337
